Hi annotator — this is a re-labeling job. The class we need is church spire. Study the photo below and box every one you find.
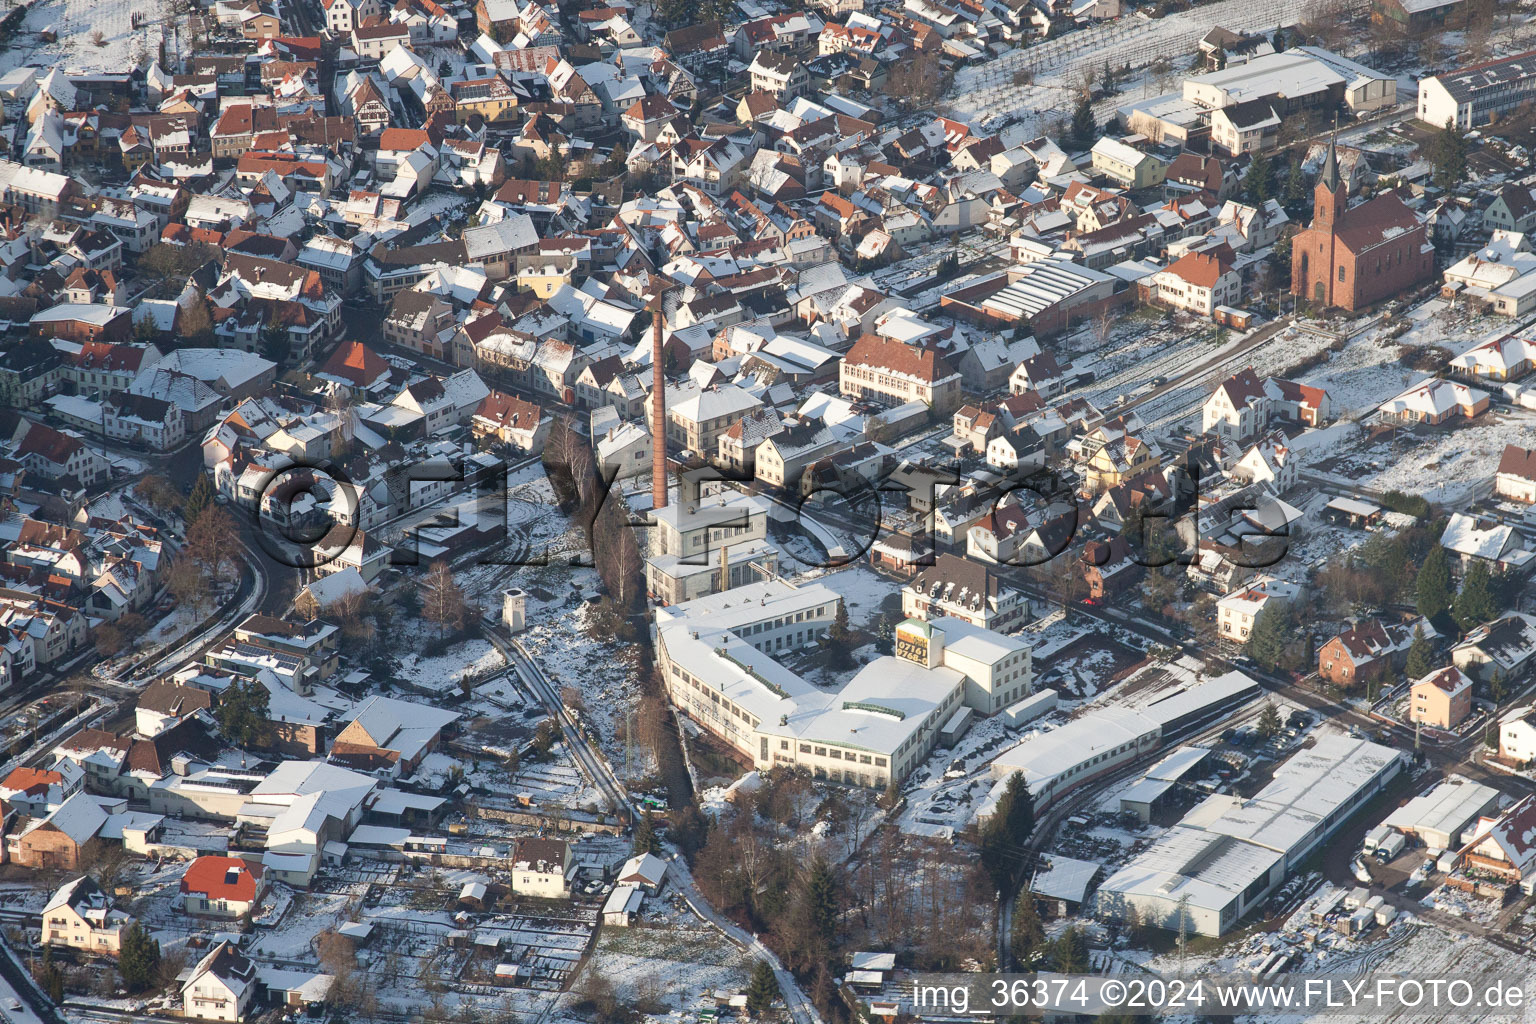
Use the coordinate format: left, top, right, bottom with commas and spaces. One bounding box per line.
1319, 133, 1341, 195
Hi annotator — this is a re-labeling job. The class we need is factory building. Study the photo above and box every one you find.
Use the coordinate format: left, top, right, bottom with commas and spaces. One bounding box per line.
1094, 735, 1405, 937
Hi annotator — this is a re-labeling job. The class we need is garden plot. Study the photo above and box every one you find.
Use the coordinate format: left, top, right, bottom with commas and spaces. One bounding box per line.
3, 0, 169, 76
573, 904, 754, 1013
945, 0, 1331, 135
518, 595, 652, 785
393, 631, 507, 696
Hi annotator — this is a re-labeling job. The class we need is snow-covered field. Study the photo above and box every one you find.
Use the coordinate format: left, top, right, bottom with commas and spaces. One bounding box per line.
395, 634, 507, 694
1, 0, 169, 76
945, 0, 1329, 134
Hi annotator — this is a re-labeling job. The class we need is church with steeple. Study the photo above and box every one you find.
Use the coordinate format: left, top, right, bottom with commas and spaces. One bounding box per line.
1290, 138, 1434, 312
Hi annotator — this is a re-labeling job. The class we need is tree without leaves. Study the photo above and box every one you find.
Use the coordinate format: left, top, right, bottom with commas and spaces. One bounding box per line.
134, 474, 181, 514
177, 297, 215, 347
422, 560, 468, 638
185, 504, 242, 583
165, 558, 209, 610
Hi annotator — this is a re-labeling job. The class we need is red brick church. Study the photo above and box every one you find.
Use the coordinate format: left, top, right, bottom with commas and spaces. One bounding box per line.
1290, 139, 1433, 312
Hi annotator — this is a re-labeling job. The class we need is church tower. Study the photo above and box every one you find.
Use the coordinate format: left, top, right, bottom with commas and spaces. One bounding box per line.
1313, 137, 1346, 229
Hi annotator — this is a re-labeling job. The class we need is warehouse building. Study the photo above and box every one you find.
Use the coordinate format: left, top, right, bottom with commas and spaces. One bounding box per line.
1094, 734, 1405, 937
1383, 775, 1501, 853
979, 670, 1258, 814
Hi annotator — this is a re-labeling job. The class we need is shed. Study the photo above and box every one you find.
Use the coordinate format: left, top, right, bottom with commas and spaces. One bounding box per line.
1003, 689, 1058, 727
1029, 854, 1102, 916
850, 952, 896, 971
1325, 496, 1384, 529
617, 852, 667, 892
602, 884, 643, 926
454, 878, 485, 908
1119, 777, 1177, 822
939, 707, 974, 748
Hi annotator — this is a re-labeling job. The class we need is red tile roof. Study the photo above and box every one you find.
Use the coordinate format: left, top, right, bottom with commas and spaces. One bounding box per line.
180, 856, 265, 903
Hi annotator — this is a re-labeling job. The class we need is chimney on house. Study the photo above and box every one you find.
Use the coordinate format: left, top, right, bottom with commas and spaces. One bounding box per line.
651, 294, 667, 510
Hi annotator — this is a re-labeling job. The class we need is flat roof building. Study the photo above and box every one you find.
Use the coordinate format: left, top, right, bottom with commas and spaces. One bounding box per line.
1420, 50, 1536, 129
1095, 734, 1404, 936
655, 582, 1032, 788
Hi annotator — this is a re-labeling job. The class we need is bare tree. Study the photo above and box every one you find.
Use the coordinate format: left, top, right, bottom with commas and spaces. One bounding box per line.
185, 505, 243, 583
421, 561, 467, 638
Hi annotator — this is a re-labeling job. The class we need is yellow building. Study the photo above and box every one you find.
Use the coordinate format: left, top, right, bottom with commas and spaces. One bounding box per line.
41, 877, 131, 955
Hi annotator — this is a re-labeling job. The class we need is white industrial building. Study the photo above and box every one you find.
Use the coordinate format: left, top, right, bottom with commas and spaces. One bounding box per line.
1383, 775, 1501, 853
1180, 47, 1397, 114
1094, 734, 1405, 937
655, 581, 1031, 788
980, 670, 1258, 813
1419, 51, 1536, 130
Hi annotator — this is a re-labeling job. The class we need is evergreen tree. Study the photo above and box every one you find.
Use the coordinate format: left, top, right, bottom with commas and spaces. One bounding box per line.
1429, 120, 1468, 192
1282, 158, 1308, 213
1491, 668, 1509, 703
1243, 150, 1275, 205
1257, 700, 1282, 738
1404, 623, 1433, 679
805, 857, 839, 946
746, 960, 779, 1017
119, 921, 161, 993
1454, 561, 1498, 631
1010, 889, 1046, 967
215, 676, 271, 749
980, 772, 1034, 897
821, 601, 855, 670
1101, 58, 1114, 91
1416, 545, 1453, 621
1053, 927, 1089, 973
183, 473, 215, 528
633, 810, 661, 855
1271, 232, 1293, 279
1069, 96, 1095, 147
1247, 604, 1287, 671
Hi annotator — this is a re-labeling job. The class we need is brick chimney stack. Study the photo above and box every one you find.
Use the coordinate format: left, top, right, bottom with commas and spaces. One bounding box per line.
651, 296, 667, 510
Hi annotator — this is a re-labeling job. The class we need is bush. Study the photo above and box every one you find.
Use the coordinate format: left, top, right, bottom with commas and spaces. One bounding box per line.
1380, 489, 1431, 519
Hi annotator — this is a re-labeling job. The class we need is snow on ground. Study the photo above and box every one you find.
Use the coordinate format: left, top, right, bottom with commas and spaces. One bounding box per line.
568, 901, 753, 1014
944, 0, 1327, 134
0, 0, 169, 76
395, 634, 507, 694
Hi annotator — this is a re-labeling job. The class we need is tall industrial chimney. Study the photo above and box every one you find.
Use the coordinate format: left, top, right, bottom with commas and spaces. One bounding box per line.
651, 297, 667, 510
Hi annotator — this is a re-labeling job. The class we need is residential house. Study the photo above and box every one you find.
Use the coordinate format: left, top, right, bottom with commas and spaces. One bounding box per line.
181, 856, 268, 919
1409, 666, 1474, 730
183, 941, 260, 1022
